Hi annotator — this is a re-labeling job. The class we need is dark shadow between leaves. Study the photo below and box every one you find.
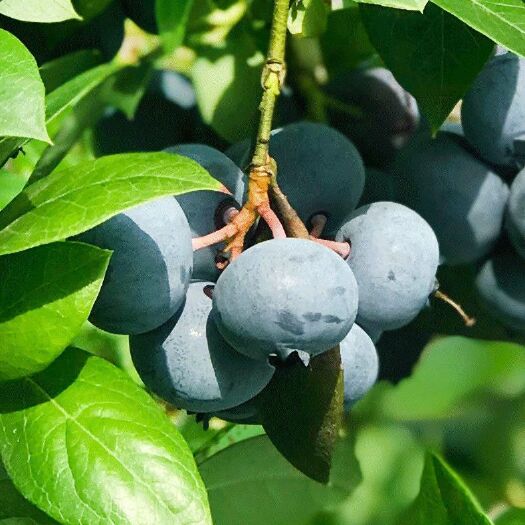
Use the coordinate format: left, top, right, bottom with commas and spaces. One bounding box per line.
0, 348, 88, 413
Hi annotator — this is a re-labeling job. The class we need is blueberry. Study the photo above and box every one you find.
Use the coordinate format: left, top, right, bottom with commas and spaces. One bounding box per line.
394, 133, 509, 265
476, 251, 525, 333
462, 51, 525, 169
212, 238, 359, 362
75, 197, 192, 334
166, 144, 246, 203
226, 122, 365, 236
326, 67, 419, 167
130, 282, 275, 412
340, 324, 379, 410
336, 202, 439, 332
506, 168, 525, 259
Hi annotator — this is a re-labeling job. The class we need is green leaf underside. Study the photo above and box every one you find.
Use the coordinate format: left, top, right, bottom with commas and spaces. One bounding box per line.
360, 3, 493, 132
0, 0, 80, 23
0, 242, 110, 381
402, 453, 493, 524
200, 435, 350, 525
0, 152, 220, 256
0, 30, 50, 144
355, 0, 428, 11
256, 347, 344, 483
0, 62, 121, 166
0, 349, 212, 525
156, 0, 194, 53
431, 0, 525, 57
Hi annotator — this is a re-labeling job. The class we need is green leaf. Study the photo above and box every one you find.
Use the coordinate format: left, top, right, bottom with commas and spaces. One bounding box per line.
495, 508, 525, 525
360, 3, 493, 132
354, 0, 428, 11
200, 435, 353, 525
0, 170, 27, 211
431, 0, 525, 57
45, 63, 121, 127
0, 0, 80, 23
378, 337, 525, 421
323, 423, 424, 525
0, 462, 58, 524
29, 89, 106, 184
0, 62, 121, 166
402, 452, 493, 525
102, 63, 154, 119
0, 242, 110, 381
39, 50, 103, 93
288, 0, 329, 37
0, 348, 212, 525
156, 0, 194, 53
193, 29, 264, 143
71, 0, 115, 21
320, 5, 378, 78
256, 347, 344, 483
0, 152, 220, 256
194, 424, 266, 463
0, 30, 50, 144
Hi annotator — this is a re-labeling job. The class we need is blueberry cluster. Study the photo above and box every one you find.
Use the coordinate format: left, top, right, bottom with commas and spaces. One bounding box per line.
391, 49, 525, 335
77, 115, 446, 422
71, 34, 523, 421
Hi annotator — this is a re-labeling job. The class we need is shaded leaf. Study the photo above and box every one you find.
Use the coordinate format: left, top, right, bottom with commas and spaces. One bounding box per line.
200, 435, 354, 525
0, 152, 220, 256
156, 0, 194, 53
39, 49, 103, 93
0, 242, 110, 381
401, 452, 493, 524
0, 348, 212, 525
0, 461, 58, 524
431, 0, 525, 57
319, 423, 424, 525
320, 5, 378, 79
378, 337, 525, 421
0, 0, 80, 23
29, 88, 106, 184
0, 62, 121, 166
288, 0, 329, 37
495, 508, 525, 525
193, 29, 264, 143
256, 347, 344, 483
102, 62, 154, 119
195, 424, 265, 463
0, 30, 49, 144
44, 62, 121, 126
0, 170, 27, 211
360, 3, 493, 132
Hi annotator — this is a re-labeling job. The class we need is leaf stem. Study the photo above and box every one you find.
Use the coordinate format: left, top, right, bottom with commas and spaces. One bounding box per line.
250, 0, 291, 168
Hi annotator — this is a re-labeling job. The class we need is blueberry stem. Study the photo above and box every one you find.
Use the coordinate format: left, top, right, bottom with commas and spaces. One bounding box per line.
309, 214, 327, 239
434, 290, 476, 327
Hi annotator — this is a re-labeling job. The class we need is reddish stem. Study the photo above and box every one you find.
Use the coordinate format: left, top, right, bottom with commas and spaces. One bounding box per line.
258, 201, 286, 239
309, 214, 327, 239
311, 237, 350, 259
192, 223, 237, 251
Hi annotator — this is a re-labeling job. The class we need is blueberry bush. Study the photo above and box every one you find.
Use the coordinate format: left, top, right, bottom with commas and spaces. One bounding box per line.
0, 1, 525, 524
